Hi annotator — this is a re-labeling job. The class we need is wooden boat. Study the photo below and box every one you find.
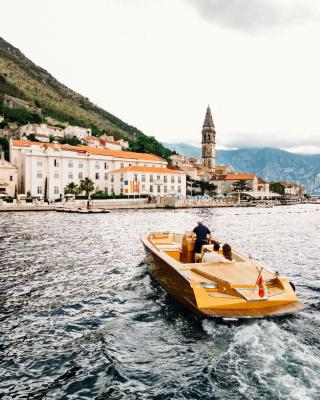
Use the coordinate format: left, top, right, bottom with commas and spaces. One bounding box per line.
141, 232, 305, 319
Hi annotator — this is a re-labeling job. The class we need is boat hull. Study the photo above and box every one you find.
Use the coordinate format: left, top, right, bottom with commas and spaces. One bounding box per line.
141, 233, 306, 319
143, 245, 204, 317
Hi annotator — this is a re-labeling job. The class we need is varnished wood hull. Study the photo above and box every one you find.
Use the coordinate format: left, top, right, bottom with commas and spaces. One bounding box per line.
143, 245, 205, 317
141, 233, 306, 319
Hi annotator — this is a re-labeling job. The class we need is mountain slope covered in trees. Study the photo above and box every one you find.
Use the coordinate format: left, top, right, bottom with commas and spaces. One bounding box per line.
0, 37, 171, 159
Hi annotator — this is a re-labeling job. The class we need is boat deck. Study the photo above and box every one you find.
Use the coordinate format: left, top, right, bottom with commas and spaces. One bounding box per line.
192, 263, 275, 287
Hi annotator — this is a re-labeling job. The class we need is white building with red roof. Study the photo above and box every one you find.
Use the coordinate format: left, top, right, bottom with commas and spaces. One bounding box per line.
9, 140, 185, 198
108, 165, 186, 196
211, 173, 258, 194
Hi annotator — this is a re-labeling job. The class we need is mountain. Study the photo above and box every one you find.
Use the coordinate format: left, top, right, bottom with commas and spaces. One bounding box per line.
164, 142, 201, 158
165, 143, 320, 194
0, 37, 171, 159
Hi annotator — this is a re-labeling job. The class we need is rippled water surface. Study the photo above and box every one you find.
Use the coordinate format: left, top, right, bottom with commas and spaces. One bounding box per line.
0, 205, 320, 400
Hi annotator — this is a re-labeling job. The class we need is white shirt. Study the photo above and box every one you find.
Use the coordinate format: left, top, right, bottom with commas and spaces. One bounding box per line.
202, 251, 231, 264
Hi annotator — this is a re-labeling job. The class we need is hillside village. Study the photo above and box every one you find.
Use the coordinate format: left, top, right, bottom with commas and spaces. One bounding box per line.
0, 95, 305, 204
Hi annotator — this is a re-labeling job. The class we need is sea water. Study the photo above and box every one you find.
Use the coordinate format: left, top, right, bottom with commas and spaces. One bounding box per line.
0, 204, 319, 399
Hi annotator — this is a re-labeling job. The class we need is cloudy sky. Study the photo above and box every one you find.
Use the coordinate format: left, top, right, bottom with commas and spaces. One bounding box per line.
1, 0, 320, 153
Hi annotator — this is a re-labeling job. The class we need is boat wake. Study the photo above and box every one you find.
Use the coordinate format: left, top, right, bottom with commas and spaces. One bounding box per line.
202, 314, 320, 399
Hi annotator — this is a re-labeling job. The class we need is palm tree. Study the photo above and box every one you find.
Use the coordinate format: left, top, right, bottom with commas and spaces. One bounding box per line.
64, 182, 79, 195
79, 177, 94, 197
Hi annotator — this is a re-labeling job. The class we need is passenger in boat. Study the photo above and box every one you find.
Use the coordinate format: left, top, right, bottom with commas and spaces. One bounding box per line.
192, 220, 212, 253
202, 243, 231, 263
222, 243, 233, 261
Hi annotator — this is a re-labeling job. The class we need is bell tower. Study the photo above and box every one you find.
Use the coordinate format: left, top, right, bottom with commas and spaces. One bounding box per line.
201, 105, 216, 169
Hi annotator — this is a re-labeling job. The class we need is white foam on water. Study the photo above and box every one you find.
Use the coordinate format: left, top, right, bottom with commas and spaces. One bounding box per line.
203, 318, 320, 399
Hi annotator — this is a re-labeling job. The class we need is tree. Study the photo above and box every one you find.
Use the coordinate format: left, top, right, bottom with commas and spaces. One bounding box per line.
232, 180, 250, 192
44, 177, 48, 201
186, 176, 217, 196
269, 182, 285, 195
79, 177, 94, 197
59, 135, 81, 146
0, 137, 9, 161
199, 181, 217, 196
64, 182, 80, 195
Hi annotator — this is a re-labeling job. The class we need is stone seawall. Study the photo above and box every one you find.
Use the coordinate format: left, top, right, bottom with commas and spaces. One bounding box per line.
0, 198, 237, 211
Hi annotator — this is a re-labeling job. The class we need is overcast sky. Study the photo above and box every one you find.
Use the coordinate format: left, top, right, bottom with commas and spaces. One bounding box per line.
1, 0, 320, 153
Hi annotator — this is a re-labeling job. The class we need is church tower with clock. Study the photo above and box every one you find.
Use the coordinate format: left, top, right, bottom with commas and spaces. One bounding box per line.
201, 105, 216, 169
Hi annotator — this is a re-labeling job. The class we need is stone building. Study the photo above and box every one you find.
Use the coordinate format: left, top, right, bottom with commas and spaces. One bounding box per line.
0, 146, 17, 197
201, 105, 216, 169
4, 94, 41, 115
9, 139, 186, 199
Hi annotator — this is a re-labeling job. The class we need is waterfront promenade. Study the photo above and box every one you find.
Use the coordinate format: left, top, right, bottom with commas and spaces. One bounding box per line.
0, 197, 238, 211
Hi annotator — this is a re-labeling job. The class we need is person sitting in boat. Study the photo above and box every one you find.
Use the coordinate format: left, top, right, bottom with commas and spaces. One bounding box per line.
202, 242, 231, 263
192, 219, 212, 254
222, 243, 233, 261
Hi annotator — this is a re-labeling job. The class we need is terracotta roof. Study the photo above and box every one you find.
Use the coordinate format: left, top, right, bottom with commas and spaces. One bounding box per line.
83, 135, 97, 141
215, 165, 228, 170
258, 178, 268, 184
11, 140, 165, 162
109, 166, 183, 174
224, 173, 256, 180
35, 133, 49, 138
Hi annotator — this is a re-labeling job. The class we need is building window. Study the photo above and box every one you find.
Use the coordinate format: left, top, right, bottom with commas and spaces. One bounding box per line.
37, 186, 42, 194
10, 175, 13, 182
157, 185, 161, 193
150, 185, 153, 192
95, 162, 100, 170
105, 187, 108, 194
78, 172, 83, 179
54, 186, 59, 194
111, 175, 114, 183
95, 172, 100, 180
78, 162, 83, 169
68, 160, 73, 168
105, 173, 108, 180
54, 171, 59, 179
178, 186, 181, 193
157, 175, 161, 181
104, 162, 108, 170
178, 176, 181, 183
171, 176, 175, 183
37, 171, 42, 179
142, 175, 146, 182
68, 172, 73, 179
120, 163, 124, 168
120, 174, 124, 182
54, 159, 59, 167
36, 161, 42, 167
134, 174, 138, 182
142, 184, 145, 191
150, 175, 154, 183
171, 186, 174, 192
164, 176, 167, 183
164, 186, 167, 193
